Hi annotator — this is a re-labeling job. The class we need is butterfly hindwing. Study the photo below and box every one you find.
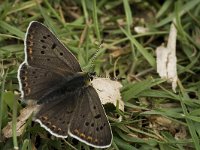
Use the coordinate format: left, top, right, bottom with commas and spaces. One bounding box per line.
35, 92, 77, 138
25, 21, 81, 75
69, 86, 112, 148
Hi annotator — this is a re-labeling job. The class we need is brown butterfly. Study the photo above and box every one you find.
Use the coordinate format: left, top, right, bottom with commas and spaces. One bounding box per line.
18, 21, 112, 148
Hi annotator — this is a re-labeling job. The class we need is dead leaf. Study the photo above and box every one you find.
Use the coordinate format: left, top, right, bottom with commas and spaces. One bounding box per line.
91, 78, 124, 111
156, 20, 178, 92
149, 115, 181, 135
2, 105, 40, 138
134, 26, 149, 34
175, 126, 187, 140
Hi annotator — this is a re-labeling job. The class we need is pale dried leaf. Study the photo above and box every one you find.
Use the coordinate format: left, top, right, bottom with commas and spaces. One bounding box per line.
156, 21, 178, 92
91, 78, 124, 111
2, 105, 40, 138
175, 126, 187, 140
150, 116, 173, 129
134, 26, 149, 34
156, 46, 169, 78
149, 115, 181, 135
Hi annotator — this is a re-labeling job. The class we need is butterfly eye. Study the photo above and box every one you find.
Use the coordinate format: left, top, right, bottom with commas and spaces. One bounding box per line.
88, 72, 96, 81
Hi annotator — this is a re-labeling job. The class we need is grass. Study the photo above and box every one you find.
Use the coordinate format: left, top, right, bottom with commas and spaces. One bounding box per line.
0, 0, 200, 149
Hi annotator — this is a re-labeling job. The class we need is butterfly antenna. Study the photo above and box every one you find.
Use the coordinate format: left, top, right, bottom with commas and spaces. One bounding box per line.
89, 39, 104, 73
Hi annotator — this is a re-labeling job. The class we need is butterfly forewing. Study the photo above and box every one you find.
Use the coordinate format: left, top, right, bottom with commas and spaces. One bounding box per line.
19, 63, 67, 100
69, 86, 112, 148
25, 21, 81, 75
19, 21, 81, 101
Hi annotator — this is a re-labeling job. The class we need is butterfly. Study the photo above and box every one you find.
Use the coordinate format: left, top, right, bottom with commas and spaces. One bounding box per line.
17, 21, 112, 148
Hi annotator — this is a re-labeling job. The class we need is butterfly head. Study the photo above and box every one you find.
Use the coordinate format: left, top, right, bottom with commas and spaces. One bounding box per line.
88, 72, 96, 81
81, 72, 96, 86
75, 72, 96, 86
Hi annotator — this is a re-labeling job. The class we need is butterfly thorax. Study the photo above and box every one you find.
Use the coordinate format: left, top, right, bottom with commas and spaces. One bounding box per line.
64, 72, 92, 90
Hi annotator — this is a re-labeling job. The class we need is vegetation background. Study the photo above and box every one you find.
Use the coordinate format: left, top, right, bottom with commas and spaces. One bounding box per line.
0, 0, 200, 149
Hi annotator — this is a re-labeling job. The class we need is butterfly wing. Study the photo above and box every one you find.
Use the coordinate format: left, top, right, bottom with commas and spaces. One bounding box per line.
25, 21, 81, 74
69, 86, 112, 148
34, 92, 77, 138
18, 21, 82, 101
18, 63, 65, 101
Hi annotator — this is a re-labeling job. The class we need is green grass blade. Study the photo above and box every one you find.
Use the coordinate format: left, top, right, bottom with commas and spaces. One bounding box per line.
155, 0, 200, 27
120, 27, 156, 67
92, 0, 101, 42
12, 95, 18, 149
0, 21, 25, 39
0, 69, 8, 137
